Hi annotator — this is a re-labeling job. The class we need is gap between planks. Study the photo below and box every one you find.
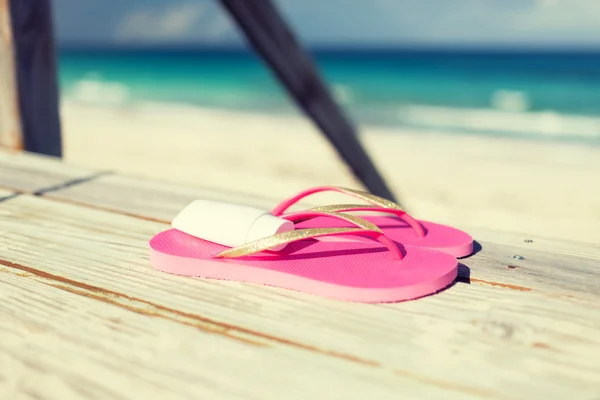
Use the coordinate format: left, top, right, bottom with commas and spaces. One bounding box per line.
0, 171, 112, 197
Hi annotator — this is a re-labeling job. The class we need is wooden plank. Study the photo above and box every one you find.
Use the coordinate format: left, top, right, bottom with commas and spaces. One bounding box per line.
0, 0, 22, 150
2, 150, 600, 298
10, 180, 600, 299
7, 0, 62, 156
1, 150, 600, 299
42, 175, 600, 300
0, 149, 317, 217
0, 265, 422, 400
1, 193, 599, 399
47, 173, 285, 221
0, 150, 104, 192
49, 172, 600, 270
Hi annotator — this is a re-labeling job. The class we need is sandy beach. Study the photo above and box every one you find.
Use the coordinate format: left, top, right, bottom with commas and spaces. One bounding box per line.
60, 100, 600, 243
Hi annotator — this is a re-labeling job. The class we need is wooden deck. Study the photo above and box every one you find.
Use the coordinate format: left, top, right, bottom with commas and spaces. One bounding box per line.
1, 149, 599, 400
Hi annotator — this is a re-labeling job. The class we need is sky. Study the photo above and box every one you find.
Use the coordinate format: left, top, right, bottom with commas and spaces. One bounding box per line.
52, 0, 600, 48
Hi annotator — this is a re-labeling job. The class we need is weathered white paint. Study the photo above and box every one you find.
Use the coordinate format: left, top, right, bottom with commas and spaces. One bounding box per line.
0, 153, 599, 399
2, 259, 440, 400
0, 0, 22, 150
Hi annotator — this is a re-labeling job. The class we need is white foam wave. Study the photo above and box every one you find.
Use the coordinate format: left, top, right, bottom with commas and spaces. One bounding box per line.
398, 104, 600, 140
66, 76, 130, 106
490, 89, 530, 112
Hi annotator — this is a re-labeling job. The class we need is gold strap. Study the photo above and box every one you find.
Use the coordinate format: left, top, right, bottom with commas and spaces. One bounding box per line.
215, 227, 369, 259
307, 196, 424, 239
310, 203, 393, 213
283, 210, 382, 233
216, 203, 406, 259
321, 187, 404, 211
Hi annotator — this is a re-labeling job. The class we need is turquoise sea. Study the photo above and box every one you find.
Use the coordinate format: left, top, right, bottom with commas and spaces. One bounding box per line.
58, 48, 600, 143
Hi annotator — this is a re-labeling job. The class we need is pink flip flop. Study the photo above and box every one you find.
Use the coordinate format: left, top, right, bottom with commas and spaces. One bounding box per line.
272, 186, 474, 258
149, 207, 458, 303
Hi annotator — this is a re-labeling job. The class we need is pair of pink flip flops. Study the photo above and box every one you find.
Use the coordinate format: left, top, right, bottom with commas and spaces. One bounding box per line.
149, 186, 473, 303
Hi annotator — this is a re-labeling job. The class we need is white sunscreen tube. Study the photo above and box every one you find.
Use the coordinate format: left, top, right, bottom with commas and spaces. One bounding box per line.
171, 199, 294, 250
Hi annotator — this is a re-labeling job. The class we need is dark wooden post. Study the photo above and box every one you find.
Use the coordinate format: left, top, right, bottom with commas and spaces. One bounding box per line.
0, 0, 62, 156
219, 0, 398, 202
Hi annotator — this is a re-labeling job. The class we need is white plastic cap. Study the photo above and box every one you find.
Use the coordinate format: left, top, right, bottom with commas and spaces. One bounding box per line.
171, 199, 294, 250
246, 213, 294, 251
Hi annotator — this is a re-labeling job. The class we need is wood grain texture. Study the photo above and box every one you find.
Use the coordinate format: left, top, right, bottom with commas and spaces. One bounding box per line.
1, 152, 600, 399
0, 150, 104, 192
34, 166, 600, 300
1, 264, 426, 400
5, 154, 599, 301
0, 149, 317, 217
1, 191, 599, 400
0, 0, 23, 150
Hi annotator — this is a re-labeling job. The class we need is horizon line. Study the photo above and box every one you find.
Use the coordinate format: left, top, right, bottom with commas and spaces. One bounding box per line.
57, 42, 600, 53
